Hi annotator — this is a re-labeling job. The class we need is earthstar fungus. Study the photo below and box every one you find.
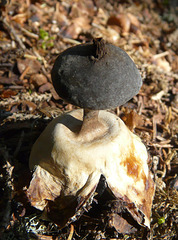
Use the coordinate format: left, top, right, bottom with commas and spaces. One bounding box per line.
27, 39, 155, 234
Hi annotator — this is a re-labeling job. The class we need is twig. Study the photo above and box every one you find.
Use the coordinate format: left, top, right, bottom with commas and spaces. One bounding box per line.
172, 107, 178, 114
19, 66, 30, 80
24, 54, 38, 60
136, 126, 153, 133
152, 116, 157, 141
153, 51, 169, 60
62, 37, 81, 45
67, 224, 74, 240
32, 48, 50, 80
0, 63, 13, 68
20, 26, 39, 39
33, 48, 47, 67
2, 17, 26, 50
8, 85, 25, 89
151, 90, 165, 100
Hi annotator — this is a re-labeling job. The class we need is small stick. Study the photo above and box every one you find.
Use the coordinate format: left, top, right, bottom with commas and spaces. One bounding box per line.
67, 224, 74, 240
153, 51, 169, 60
2, 18, 26, 50
62, 37, 81, 45
20, 26, 39, 39
152, 116, 157, 141
24, 54, 38, 60
19, 66, 30, 80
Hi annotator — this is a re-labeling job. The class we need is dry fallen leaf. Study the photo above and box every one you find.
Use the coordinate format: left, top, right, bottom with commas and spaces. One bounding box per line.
107, 14, 131, 35
0, 89, 17, 98
38, 82, 53, 93
107, 13, 141, 36
121, 110, 144, 131
17, 58, 41, 75
62, 17, 90, 39
30, 73, 48, 88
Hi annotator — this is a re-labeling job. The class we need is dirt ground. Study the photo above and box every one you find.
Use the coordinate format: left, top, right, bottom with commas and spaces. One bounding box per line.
0, 0, 177, 239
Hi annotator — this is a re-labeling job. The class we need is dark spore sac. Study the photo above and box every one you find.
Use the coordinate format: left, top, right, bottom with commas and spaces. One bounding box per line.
51, 38, 142, 110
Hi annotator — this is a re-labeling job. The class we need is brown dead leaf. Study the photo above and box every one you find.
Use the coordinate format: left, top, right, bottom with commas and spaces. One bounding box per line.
23, 100, 37, 113
0, 89, 17, 98
62, 17, 90, 39
107, 14, 131, 35
9, 100, 37, 113
107, 13, 142, 37
127, 13, 140, 28
30, 73, 47, 88
10, 104, 19, 113
108, 212, 137, 234
121, 110, 144, 131
38, 82, 53, 93
50, 87, 60, 100
17, 58, 41, 75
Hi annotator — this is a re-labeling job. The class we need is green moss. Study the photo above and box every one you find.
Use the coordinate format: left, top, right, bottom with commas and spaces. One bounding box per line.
158, 217, 165, 225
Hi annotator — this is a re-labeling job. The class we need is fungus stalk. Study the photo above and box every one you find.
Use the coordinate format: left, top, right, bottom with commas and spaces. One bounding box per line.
78, 109, 108, 141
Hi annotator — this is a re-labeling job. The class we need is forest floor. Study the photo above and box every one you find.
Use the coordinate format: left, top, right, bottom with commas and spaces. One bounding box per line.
0, 0, 177, 239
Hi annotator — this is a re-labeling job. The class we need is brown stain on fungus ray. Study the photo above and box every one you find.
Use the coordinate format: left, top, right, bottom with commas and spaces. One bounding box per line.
122, 153, 148, 194
124, 155, 139, 179
139, 174, 155, 221
141, 171, 147, 186
121, 142, 147, 184
120, 142, 155, 225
